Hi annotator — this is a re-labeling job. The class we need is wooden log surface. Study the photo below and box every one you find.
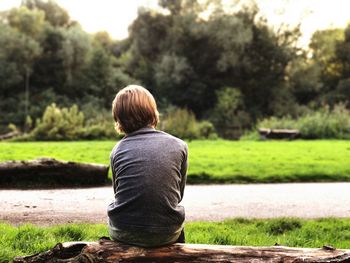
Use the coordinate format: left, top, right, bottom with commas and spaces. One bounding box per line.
13, 240, 350, 263
258, 128, 300, 140
0, 158, 109, 187
0, 130, 21, 140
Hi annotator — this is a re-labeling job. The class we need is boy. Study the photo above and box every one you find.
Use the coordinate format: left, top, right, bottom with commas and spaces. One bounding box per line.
107, 85, 188, 247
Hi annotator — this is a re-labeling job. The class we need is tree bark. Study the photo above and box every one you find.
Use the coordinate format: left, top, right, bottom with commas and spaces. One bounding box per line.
259, 128, 300, 139
0, 158, 109, 187
13, 240, 350, 263
0, 130, 21, 141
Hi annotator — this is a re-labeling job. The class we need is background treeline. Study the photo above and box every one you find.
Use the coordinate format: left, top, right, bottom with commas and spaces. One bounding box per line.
0, 0, 350, 140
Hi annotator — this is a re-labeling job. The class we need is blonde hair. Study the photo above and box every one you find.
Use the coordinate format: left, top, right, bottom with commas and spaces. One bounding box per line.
112, 85, 159, 134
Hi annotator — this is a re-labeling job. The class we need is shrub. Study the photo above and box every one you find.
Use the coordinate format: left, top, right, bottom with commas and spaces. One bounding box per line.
211, 87, 251, 139
80, 120, 121, 140
8, 123, 18, 133
20, 104, 220, 141
197, 120, 218, 139
28, 104, 121, 141
161, 108, 199, 140
248, 103, 350, 140
31, 103, 84, 140
161, 108, 217, 140
297, 104, 350, 139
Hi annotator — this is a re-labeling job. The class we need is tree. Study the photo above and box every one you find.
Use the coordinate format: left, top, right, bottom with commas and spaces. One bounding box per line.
61, 25, 91, 88
127, 0, 301, 121
335, 24, 350, 82
211, 87, 250, 138
0, 0, 305, 136
7, 6, 45, 39
30, 25, 67, 94
306, 25, 350, 105
24, 0, 70, 27
287, 56, 323, 105
309, 28, 344, 92
0, 21, 42, 125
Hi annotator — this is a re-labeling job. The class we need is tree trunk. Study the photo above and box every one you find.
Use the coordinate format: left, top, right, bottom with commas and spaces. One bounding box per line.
0, 158, 109, 187
13, 240, 350, 263
0, 131, 21, 141
258, 128, 300, 139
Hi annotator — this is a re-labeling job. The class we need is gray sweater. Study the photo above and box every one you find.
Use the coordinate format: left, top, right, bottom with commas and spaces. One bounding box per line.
107, 127, 188, 237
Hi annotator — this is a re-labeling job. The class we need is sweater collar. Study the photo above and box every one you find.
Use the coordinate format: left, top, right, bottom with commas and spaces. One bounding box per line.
125, 127, 156, 138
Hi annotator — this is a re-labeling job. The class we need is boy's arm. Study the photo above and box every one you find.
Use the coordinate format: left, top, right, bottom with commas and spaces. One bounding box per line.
179, 144, 188, 202
110, 151, 117, 195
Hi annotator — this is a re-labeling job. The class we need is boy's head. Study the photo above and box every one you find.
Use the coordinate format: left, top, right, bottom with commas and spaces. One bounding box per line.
112, 85, 159, 134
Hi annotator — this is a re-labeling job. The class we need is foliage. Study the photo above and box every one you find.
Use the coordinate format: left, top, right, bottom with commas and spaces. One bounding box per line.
8, 123, 18, 133
290, 26, 350, 107
26, 104, 121, 140
255, 104, 350, 139
287, 57, 323, 106
123, 0, 305, 137
288, 28, 345, 107
79, 123, 116, 140
1, 0, 350, 138
161, 108, 217, 139
24, 0, 70, 27
30, 103, 84, 140
0, 21, 42, 125
211, 87, 250, 139
197, 120, 218, 140
0, 0, 133, 130
80, 110, 122, 140
7, 6, 45, 38
161, 108, 199, 139
2, 218, 350, 261
127, 0, 300, 120
1, 140, 350, 184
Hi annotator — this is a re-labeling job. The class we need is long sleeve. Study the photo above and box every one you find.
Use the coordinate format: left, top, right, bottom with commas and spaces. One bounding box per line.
110, 151, 117, 195
179, 144, 188, 201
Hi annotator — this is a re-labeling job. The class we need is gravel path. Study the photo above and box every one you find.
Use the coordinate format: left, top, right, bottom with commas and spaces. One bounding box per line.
1, 183, 350, 225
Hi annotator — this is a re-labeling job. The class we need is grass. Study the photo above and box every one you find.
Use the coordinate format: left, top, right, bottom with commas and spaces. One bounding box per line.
0, 140, 350, 184
2, 218, 350, 262
188, 140, 350, 183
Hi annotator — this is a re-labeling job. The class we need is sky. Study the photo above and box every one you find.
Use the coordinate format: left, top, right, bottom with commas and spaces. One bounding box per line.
0, 0, 349, 47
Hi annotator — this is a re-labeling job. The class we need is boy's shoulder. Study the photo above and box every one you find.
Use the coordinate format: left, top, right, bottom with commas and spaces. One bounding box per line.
110, 142, 120, 160
111, 129, 187, 154
156, 130, 188, 148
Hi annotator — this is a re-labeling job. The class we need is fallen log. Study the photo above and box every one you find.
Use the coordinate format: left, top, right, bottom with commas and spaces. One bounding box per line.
258, 128, 300, 140
13, 240, 350, 263
0, 130, 21, 141
0, 158, 109, 187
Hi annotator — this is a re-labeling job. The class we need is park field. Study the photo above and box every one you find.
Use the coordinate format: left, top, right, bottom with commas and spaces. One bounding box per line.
0, 140, 350, 184
2, 218, 350, 261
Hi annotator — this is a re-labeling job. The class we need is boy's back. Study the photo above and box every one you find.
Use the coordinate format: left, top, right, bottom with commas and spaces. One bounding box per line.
108, 127, 188, 246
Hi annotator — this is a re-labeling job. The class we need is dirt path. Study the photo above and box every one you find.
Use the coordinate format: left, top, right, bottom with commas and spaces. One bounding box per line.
1, 183, 350, 225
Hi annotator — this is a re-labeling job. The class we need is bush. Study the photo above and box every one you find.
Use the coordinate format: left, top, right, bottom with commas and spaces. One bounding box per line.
161, 108, 199, 140
248, 103, 350, 140
20, 104, 219, 141
31, 104, 84, 140
26, 104, 120, 141
197, 120, 218, 139
161, 108, 217, 140
211, 87, 251, 139
80, 120, 122, 140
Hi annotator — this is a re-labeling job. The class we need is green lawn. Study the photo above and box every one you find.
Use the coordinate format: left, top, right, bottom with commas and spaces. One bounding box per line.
0, 140, 350, 183
2, 218, 350, 262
